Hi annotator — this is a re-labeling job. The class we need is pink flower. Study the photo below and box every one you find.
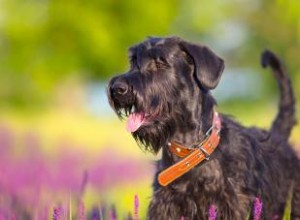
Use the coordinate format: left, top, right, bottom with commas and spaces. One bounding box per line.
53, 206, 63, 220
79, 201, 85, 220
253, 197, 263, 220
134, 194, 139, 220
208, 204, 217, 220
109, 204, 117, 220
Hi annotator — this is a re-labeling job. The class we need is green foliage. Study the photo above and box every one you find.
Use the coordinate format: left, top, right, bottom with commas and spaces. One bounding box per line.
0, 0, 299, 106
0, 0, 177, 105
0, 0, 177, 78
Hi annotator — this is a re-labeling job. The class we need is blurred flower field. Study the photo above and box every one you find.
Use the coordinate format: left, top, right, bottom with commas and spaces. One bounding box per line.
0, 100, 299, 219
0, 107, 156, 219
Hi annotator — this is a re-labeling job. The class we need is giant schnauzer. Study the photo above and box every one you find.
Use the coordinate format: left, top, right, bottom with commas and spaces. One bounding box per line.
107, 37, 300, 219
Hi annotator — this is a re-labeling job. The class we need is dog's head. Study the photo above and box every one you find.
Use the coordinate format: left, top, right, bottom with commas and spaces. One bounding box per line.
107, 37, 224, 154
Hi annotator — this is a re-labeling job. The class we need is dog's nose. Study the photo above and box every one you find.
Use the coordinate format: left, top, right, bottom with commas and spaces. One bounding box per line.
111, 81, 129, 97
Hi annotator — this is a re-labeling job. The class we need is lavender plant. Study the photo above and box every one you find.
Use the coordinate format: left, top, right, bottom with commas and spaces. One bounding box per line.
208, 204, 217, 220
253, 197, 263, 220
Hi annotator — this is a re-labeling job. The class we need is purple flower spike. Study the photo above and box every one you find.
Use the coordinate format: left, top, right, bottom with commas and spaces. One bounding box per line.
53, 207, 60, 220
134, 194, 139, 220
109, 204, 117, 220
79, 201, 85, 220
53, 206, 64, 220
91, 206, 101, 220
253, 197, 263, 220
180, 216, 185, 220
208, 204, 217, 220
11, 214, 16, 220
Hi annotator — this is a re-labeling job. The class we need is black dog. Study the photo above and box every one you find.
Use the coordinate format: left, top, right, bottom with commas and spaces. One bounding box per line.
107, 37, 300, 219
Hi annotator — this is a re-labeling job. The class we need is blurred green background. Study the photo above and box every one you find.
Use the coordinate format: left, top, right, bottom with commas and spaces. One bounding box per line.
0, 0, 300, 218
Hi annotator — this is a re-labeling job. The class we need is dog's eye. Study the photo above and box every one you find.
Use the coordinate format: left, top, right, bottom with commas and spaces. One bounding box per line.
155, 57, 169, 69
155, 61, 166, 69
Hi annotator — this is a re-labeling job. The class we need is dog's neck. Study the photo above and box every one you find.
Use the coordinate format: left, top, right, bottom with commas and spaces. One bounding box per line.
170, 94, 216, 149
160, 93, 217, 167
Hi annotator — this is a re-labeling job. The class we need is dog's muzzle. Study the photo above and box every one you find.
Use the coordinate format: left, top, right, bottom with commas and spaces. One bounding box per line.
110, 78, 129, 100
109, 76, 135, 108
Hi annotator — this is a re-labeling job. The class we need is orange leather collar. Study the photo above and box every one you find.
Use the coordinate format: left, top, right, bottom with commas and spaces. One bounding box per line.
158, 111, 221, 186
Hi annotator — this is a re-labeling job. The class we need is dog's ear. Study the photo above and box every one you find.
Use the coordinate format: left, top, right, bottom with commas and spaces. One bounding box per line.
180, 41, 224, 90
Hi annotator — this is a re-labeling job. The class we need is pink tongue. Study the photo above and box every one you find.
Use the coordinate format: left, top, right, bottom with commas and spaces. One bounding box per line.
126, 113, 144, 132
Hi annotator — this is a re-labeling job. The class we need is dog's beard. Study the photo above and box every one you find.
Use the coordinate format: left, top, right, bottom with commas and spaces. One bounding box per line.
109, 101, 173, 154
132, 116, 176, 154
130, 94, 178, 154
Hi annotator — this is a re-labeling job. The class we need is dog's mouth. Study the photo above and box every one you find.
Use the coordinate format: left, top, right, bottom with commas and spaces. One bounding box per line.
116, 104, 159, 133
126, 112, 146, 133
114, 104, 150, 133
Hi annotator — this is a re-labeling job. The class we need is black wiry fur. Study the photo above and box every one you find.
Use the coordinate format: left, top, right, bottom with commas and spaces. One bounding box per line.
107, 37, 300, 219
